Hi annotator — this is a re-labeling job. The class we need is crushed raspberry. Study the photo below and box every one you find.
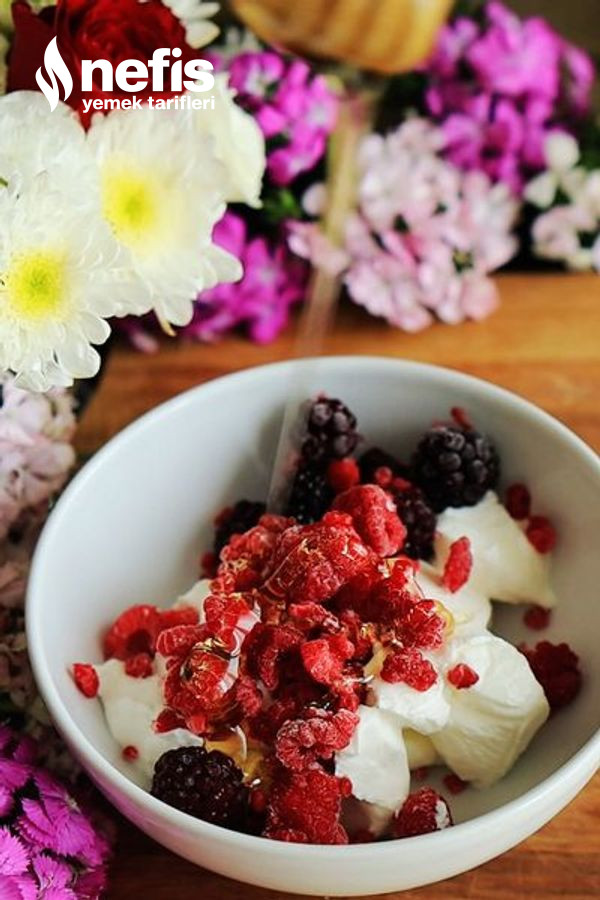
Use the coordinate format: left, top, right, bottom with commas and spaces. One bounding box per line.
443, 773, 468, 795
103, 604, 162, 661
526, 516, 557, 554
228, 674, 263, 720
122, 745, 139, 761
442, 537, 472, 593
520, 641, 581, 710
156, 624, 208, 658
217, 514, 291, 591
264, 515, 373, 605
396, 599, 446, 651
505, 483, 531, 520
327, 458, 360, 494
301, 634, 354, 686
72, 663, 99, 698
447, 663, 479, 689
249, 696, 300, 745
158, 606, 200, 630
275, 708, 358, 771
393, 788, 453, 837
243, 623, 303, 691
333, 485, 406, 557
153, 708, 185, 733
263, 767, 349, 844
204, 591, 252, 640
287, 602, 340, 633
381, 649, 438, 691
124, 652, 154, 679
339, 609, 375, 661
523, 605, 552, 631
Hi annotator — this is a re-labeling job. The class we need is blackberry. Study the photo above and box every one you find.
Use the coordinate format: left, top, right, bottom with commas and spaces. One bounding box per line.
305, 398, 359, 461
358, 447, 407, 484
214, 499, 266, 555
151, 747, 249, 829
285, 462, 333, 524
412, 425, 500, 512
394, 486, 436, 560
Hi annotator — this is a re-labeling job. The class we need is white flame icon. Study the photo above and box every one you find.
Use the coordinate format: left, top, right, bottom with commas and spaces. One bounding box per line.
35, 37, 73, 111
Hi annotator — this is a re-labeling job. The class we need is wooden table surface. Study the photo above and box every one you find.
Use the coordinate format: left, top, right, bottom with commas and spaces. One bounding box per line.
77, 273, 600, 899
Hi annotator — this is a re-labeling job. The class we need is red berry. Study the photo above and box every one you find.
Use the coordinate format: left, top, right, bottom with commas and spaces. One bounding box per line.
393, 788, 452, 837
217, 514, 291, 591
288, 602, 341, 632
327, 458, 360, 494
153, 708, 185, 733
381, 649, 438, 691
447, 663, 479, 689
263, 767, 349, 844
72, 663, 99, 698
523, 605, 552, 631
505, 483, 531, 520
442, 536, 472, 593
243, 623, 303, 692
450, 406, 472, 430
122, 745, 139, 761
520, 641, 581, 710
158, 606, 200, 630
301, 634, 354, 686
526, 516, 557, 554
443, 773, 468, 795
396, 600, 446, 651
103, 604, 162, 661
333, 485, 406, 557
156, 624, 208, 658
412, 766, 429, 781
124, 652, 154, 679
200, 551, 217, 578
374, 466, 393, 488
275, 708, 358, 771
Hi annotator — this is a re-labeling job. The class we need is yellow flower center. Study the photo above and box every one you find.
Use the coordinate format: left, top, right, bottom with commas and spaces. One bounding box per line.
4, 249, 68, 321
102, 164, 168, 252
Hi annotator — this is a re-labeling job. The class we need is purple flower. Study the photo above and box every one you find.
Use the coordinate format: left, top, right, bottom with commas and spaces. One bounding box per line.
185, 212, 308, 344
425, 1, 595, 194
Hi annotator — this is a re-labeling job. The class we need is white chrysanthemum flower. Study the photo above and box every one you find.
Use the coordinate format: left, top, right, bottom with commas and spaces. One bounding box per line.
0, 93, 91, 198
0, 179, 120, 392
87, 105, 242, 328
164, 0, 220, 48
189, 74, 265, 207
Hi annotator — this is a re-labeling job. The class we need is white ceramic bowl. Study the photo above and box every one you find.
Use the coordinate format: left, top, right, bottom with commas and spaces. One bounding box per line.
27, 357, 600, 896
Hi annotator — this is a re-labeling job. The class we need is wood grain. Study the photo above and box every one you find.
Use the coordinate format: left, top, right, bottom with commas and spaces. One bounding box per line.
76, 273, 600, 899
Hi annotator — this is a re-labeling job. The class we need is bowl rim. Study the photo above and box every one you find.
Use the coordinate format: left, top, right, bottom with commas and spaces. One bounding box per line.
27, 355, 600, 858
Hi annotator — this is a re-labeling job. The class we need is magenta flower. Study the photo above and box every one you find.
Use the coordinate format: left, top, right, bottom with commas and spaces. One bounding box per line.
0, 728, 111, 898
425, 2, 595, 194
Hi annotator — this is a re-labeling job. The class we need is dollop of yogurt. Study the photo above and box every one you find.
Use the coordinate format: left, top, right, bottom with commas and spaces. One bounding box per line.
95, 658, 202, 787
434, 491, 556, 607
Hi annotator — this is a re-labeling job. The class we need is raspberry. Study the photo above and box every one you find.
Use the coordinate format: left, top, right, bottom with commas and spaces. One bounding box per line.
153, 708, 185, 734
249, 696, 300, 745
526, 516, 557, 554
263, 767, 348, 844
103, 604, 162, 661
505, 483, 531, 520
151, 747, 249, 829
381, 649, 437, 691
203, 591, 253, 640
275, 708, 358, 771
396, 600, 446, 651
447, 663, 479, 689
358, 447, 407, 484
301, 634, 355, 686
72, 663, 99, 698
122, 745, 139, 761
442, 537, 473, 593
327, 458, 360, 494
393, 484, 436, 560
284, 462, 333, 525
243, 624, 303, 691
265, 515, 373, 605
520, 641, 581, 710
217, 514, 291, 591
229, 674, 263, 720
158, 606, 200, 630
393, 788, 452, 838
333, 485, 406, 557
443, 773, 468, 795
412, 422, 500, 511
124, 652, 153, 678
156, 624, 208, 658
523, 605, 552, 631
288, 602, 341, 632
213, 499, 267, 555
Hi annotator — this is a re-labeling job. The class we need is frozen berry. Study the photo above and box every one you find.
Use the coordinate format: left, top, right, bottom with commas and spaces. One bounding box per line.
306, 398, 359, 460
505, 483, 531, 520
393, 484, 436, 560
381, 649, 437, 691
393, 788, 452, 837
275, 708, 358, 771
122, 745, 139, 761
72, 663, 99, 698
151, 747, 249, 828
526, 516, 557, 554
443, 773, 468, 795
520, 641, 581, 710
412, 423, 500, 511
333, 484, 406, 557
213, 500, 267, 556
263, 767, 348, 844
358, 447, 406, 483
285, 462, 333, 524
301, 634, 355, 686
327, 458, 360, 494
442, 537, 473, 593
447, 663, 479, 689
523, 605, 552, 631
